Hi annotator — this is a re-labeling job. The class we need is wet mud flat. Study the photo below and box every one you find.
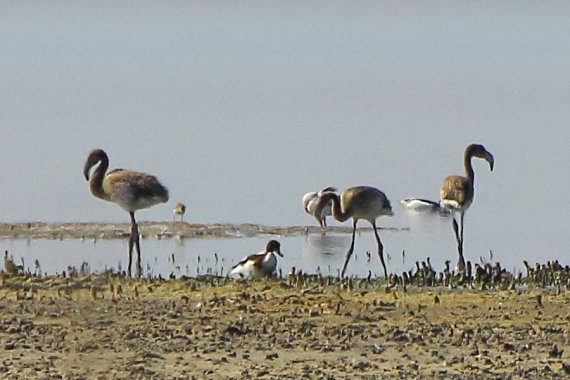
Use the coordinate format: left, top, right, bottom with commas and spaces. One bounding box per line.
0, 274, 569, 379
0, 222, 402, 240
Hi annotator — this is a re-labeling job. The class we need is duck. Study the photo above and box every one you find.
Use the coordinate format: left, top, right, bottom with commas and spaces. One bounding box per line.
229, 240, 283, 279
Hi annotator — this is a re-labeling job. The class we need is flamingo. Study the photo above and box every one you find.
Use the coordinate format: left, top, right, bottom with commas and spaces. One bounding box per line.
315, 186, 393, 277
83, 149, 169, 278
439, 144, 494, 273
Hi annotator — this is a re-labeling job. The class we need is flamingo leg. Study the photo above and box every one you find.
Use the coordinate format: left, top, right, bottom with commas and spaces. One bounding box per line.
129, 212, 142, 278
341, 219, 358, 277
128, 227, 134, 278
459, 212, 465, 252
315, 213, 324, 230
458, 212, 466, 272
372, 220, 388, 277
452, 214, 466, 273
135, 226, 141, 278
316, 215, 326, 235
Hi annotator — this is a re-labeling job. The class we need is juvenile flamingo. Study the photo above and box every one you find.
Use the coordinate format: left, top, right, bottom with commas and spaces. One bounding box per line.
83, 149, 169, 278
315, 186, 393, 277
439, 144, 494, 273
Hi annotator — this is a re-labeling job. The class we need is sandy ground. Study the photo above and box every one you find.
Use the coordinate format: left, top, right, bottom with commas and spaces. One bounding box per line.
0, 274, 569, 379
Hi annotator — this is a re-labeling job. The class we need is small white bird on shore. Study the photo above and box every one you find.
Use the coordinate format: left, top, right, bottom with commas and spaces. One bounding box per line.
230, 240, 283, 279
302, 187, 337, 228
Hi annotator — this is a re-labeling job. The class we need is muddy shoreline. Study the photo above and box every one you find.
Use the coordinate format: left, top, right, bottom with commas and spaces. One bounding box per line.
0, 222, 405, 241
0, 273, 569, 379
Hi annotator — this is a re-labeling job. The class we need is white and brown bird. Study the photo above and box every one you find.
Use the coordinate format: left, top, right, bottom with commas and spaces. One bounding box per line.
173, 202, 186, 222
83, 149, 169, 278
302, 186, 337, 228
315, 186, 393, 277
229, 240, 283, 279
439, 144, 494, 273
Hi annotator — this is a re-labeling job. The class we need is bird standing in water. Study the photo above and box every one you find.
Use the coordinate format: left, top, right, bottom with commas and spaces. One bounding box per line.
315, 186, 393, 278
439, 144, 494, 273
83, 149, 169, 278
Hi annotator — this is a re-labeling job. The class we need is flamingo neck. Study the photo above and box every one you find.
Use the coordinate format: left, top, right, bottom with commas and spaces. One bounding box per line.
463, 150, 475, 184
89, 157, 112, 201
328, 193, 351, 223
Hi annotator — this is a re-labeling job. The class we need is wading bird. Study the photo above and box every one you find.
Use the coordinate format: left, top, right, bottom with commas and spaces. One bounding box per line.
83, 149, 169, 278
439, 144, 494, 273
400, 197, 450, 215
302, 187, 337, 228
230, 240, 283, 279
400, 197, 441, 211
315, 186, 393, 277
173, 202, 186, 222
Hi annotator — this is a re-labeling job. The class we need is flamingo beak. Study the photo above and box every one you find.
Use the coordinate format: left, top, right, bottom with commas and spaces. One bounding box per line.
486, 152, 495, 171
83, 153, 99, 181
83, 163, 91, 181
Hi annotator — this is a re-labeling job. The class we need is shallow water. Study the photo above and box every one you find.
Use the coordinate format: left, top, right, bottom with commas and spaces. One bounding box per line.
1, 219, 533, 278
1, 3, 570, 275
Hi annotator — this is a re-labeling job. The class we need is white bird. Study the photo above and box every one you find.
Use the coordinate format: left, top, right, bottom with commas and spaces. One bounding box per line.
302, 186, 337, 228
400, 197, 449, 214
230, 240, 283, 279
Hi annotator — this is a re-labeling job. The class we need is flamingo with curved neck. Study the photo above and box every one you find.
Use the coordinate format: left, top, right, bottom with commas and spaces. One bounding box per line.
315, 186, 393, 277
440, 144, 494, 272
83, 149, 169, 278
